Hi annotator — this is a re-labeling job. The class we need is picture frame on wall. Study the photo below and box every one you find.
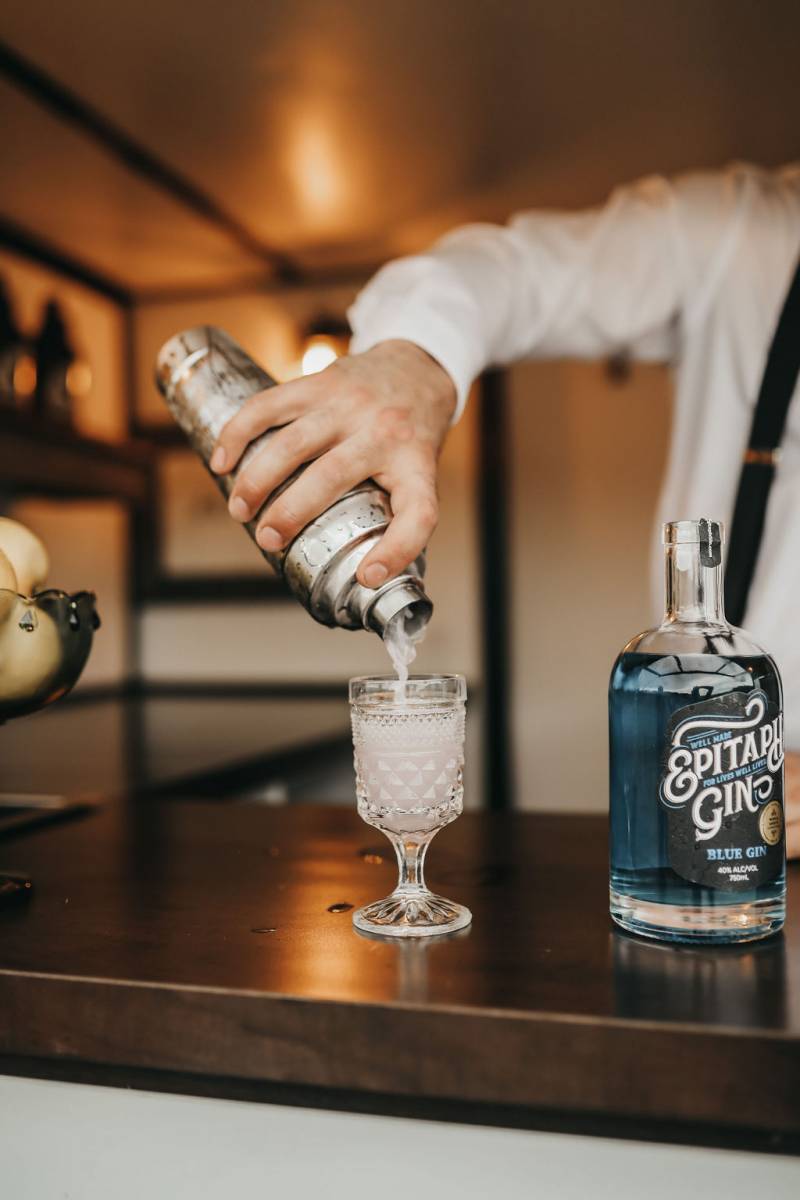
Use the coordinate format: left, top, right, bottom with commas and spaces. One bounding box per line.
137, 440, 288, 603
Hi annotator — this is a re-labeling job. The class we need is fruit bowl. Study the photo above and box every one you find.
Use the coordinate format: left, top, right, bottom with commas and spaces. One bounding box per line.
0, 588, 100, 723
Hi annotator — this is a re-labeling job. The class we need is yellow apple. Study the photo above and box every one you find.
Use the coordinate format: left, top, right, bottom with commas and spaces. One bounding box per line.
0, 519, 49, 596
0, 595, 62, 711
0, 549, 18, 595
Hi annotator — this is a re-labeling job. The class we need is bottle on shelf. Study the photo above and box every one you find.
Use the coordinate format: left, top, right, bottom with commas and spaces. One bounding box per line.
0, 280, 35, 412
33, 300, 76, 428
609, 518, 785, 943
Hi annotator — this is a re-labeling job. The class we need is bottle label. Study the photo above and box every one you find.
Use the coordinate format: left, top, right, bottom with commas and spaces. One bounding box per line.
659, 690, 784, 891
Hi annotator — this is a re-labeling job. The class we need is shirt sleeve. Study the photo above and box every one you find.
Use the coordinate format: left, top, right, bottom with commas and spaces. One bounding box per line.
348, 167, 753, 421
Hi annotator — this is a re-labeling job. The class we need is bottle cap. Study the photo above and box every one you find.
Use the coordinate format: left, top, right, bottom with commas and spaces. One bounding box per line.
663, 519, 724, 566
663, 519, 725, 544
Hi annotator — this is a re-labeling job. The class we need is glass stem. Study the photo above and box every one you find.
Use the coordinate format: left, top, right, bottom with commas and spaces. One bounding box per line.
390, 835, 432, 894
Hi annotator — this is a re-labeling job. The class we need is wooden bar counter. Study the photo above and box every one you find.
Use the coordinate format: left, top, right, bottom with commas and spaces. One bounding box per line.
0, 801, 798, 1155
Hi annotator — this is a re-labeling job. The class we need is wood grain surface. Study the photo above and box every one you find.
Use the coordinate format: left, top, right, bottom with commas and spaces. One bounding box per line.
0, 803, 797, 1146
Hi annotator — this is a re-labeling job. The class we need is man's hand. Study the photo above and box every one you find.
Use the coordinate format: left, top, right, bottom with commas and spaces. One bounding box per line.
785, 752, 800, 859
210, 340, 456, 588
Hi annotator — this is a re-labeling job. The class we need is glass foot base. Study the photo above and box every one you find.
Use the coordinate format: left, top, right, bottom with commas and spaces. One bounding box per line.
353, 891, 472, 938
610, 888, 785, 944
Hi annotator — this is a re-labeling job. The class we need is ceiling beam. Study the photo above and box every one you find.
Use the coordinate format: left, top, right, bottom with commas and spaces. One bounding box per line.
133, 263, 376, 307
0, 214, 133, 305
0, 39, 300, 284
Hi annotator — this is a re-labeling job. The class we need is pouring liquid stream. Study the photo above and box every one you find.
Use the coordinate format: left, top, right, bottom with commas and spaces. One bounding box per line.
383, 609, 424, 695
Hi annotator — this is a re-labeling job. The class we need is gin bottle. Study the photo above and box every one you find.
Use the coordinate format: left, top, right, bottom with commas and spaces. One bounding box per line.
609, 519, 785, 943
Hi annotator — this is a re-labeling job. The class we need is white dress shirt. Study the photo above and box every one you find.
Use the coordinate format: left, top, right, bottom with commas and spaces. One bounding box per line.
349, 163, 800, 744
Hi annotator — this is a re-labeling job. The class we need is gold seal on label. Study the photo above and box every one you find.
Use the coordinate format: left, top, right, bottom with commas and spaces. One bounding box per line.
759, 800, 783, 846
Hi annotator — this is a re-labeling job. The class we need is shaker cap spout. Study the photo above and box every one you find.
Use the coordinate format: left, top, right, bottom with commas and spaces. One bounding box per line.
362, 578, 433, 639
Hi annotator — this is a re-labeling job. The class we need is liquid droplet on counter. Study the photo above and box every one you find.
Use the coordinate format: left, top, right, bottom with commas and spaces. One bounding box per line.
327, 902, 354, 914
18, 609, 37, 633
251, 926, 277, 934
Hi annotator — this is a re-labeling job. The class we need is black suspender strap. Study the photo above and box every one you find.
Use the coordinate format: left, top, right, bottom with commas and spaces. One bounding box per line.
724, 254, 800, 626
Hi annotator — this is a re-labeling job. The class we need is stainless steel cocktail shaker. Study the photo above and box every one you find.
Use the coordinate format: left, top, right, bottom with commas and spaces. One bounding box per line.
154, 326, 432, 638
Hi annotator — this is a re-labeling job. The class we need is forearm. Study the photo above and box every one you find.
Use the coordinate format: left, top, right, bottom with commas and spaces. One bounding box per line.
349, 181, 680, 417
349, 167, 751, 418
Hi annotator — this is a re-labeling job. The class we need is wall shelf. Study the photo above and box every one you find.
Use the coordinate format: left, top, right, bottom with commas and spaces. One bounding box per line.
0, 409, 153, 506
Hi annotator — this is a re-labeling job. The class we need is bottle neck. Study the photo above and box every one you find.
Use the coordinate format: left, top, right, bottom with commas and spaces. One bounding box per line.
664, 542, 727, 626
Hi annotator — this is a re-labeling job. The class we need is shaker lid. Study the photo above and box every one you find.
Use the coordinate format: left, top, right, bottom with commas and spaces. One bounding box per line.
154, 326, 216, 400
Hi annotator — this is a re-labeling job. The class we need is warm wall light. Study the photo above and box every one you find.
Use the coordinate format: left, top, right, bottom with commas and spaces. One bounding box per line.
288, 109, 349, 227
302, 336, 339, 376
12, 354, 37, 399
298, 314, 351, 377
65, 361, 93, 398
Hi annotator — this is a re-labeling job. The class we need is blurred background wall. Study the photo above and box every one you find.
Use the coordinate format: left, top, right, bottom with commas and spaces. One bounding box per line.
509, 359, 671, 809
0, 0, 797, 809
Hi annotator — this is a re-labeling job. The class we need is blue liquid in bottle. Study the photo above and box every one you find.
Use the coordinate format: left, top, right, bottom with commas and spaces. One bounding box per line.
608, 522, 785, 943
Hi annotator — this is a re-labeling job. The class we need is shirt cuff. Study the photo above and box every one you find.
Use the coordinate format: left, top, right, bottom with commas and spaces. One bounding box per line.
348, 307, 479, 423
